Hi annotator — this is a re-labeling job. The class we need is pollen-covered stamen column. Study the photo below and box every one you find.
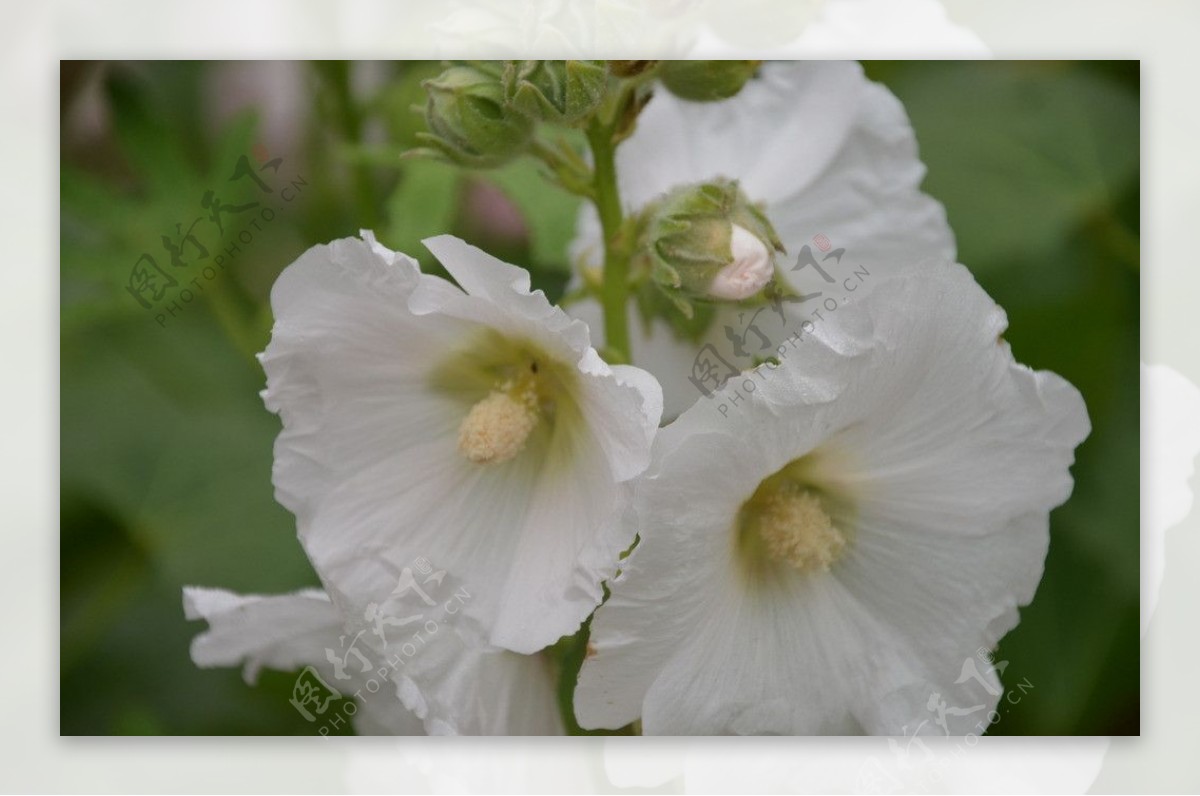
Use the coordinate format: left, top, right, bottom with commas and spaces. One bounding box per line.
751, 487, 846, 574
736, 456, 850, 576
457, 373, 541, 464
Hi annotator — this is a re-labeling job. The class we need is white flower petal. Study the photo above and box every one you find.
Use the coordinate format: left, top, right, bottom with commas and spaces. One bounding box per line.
260, 235, 464, 518
419, 234, 593, 360
768, 78, 956, 281
396, 628, 563, 736
637, 572, 1002, 735
574, 428, 756, 731
183, 586, 424, 735
616, 61, 866, 209
486, 424, 631, 650
184, 586, 337, 682
567, 297, 705, 422
577, 356, 664, 481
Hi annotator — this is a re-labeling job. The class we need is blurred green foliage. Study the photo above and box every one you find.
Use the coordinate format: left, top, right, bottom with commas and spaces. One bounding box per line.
864, 60, 1139, 735
60, 61, 1138, 735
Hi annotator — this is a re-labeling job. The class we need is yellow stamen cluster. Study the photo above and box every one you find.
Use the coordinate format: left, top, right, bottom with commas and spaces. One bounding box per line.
457, 379, 540, 464
753, 489, 846, 573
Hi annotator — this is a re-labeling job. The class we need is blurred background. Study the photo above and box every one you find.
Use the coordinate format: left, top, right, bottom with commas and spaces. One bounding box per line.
59, 60, 1139, 735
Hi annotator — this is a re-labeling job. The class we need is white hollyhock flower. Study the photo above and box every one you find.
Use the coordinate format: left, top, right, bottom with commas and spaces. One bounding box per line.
574, 263, 1090, 735
183, 586, 424, 735
183, 586, 563, 735
571, 60, 955, 420
260, 233, 661, 656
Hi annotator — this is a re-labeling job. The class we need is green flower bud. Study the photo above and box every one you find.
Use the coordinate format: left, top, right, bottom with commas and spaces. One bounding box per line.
503, 60, 609, 126
635, 178, 784, 317
659, 60, 761, 102
418, 64, 534, 168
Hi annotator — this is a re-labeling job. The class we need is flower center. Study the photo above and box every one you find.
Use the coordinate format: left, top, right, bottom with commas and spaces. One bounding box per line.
457, 375, 540, 464
752, 487, 845, 573
736, 453, 850, 577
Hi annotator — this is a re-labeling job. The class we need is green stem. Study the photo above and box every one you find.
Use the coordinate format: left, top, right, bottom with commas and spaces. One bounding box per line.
319, 61, 379, 228
586, 122, 631, 364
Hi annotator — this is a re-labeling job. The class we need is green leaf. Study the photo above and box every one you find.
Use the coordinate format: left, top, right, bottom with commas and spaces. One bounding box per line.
872, 61, 1139, 285
484, 153, 585, 271
61, 70, 262, 332
61, 307, 316, 595
379, 159, 462, 261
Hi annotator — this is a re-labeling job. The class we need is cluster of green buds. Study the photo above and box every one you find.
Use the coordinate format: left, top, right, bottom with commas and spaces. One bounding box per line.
633, 178, 785, 317
414, 60, 762, 169
503, 60, 608, 126
415, 60, 609, 168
